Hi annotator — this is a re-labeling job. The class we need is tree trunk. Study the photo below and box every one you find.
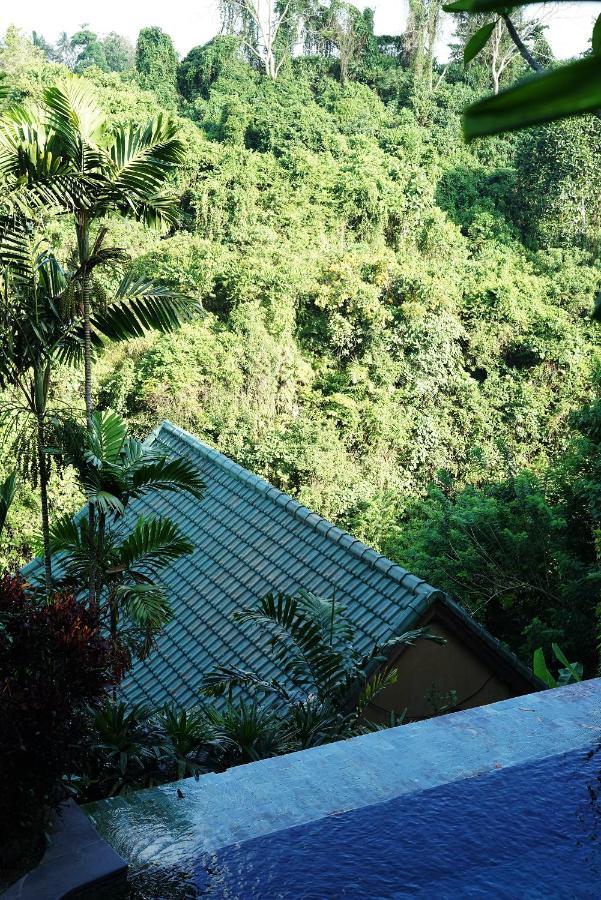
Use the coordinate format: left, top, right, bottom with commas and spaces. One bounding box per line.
501, 14, 601, 121
82, 278, 93, 428
77, 214, 96, 605
501, 14, 543, 73
76, 213, 94, 427
110, 592, 118, 699
425, 0, 441, 94
265, 47, 276, 78
36, 407, 52, 595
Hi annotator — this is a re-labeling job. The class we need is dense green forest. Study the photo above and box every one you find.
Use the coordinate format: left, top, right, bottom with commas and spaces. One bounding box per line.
0, 13, 600, 674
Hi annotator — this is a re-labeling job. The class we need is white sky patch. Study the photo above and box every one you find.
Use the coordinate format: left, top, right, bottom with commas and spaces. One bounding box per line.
2, 0, 600, 61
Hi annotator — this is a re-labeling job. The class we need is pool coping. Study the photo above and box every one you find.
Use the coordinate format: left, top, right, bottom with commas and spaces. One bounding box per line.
2, 800, 127, 900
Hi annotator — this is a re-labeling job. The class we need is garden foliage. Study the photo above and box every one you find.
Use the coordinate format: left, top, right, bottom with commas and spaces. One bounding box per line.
0, 576, 115, 865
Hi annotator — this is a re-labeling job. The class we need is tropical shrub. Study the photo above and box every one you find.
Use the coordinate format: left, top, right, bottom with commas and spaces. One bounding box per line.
84, 702, 167, 798
533, 643, 583, 689
201, 590, 444, 742
83, 702, 220, 797
0, 575, 114, 871
201, 700, 293, 765
48, 410, 204, 671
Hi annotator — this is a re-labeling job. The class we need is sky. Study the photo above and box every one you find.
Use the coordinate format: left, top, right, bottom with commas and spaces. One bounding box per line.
2, 1, 600, 62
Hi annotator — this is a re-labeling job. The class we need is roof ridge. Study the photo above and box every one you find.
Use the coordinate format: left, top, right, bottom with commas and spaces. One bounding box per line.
160, 421, 442, 606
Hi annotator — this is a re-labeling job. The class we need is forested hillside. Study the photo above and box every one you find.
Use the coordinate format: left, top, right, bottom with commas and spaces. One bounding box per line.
1, 16, 600, 672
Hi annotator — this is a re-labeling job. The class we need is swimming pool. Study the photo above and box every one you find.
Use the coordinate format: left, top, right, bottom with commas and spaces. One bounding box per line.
86, 681, 601, 899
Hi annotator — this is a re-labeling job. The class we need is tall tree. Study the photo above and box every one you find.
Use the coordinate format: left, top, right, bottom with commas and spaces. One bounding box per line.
403, 0, 443, 91
71, 27, 109, 73
303, 1, 374, 84
0, 227, 78, 590
103, 33, 135, 73
444, 0, 601, 137
0, 79, 196, 598
454, 10, 550, 94
0, 218, 195, 592
31, 32, 55, 62
135, 27, 179, 106
0, 80, 189, 426
220, 0, 300, 78
54, 31, 79, 69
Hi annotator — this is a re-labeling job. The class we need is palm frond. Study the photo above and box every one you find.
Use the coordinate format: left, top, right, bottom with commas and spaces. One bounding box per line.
376, 627, 447, 655
85, 486, 125, 516
47, 513, 95, 585
114, 582, 172, 633
107, 116, 184, 196
235, 592, 355, 698
0, 471, 17, 537
86, 410, 128, 467
91, 274, 198, 342
0, 216, 34, 277
133, 194, 182, 229
117, 515, 193, 574
51, 330, 85, 367
90, 116, 185, 227
296, 589, 354, 644
355, 666, 399, 716
43, 81, 107, 168
109, 117, 183, 187
6, 173, 94, 217
200, 665, 292, 701
48, 513, 86, 554
129, 456, 205, 502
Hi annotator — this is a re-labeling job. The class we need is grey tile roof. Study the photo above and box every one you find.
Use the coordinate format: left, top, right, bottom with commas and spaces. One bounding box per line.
119, 421, 448, 709
23, 419, 538, 708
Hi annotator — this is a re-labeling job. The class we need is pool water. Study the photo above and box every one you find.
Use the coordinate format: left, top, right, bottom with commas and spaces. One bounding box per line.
90, 746, 601, 899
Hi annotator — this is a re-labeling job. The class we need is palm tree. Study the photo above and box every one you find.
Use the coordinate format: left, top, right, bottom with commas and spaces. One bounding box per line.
48, 411, 204, 671
0, 218, 195, 592
0, 78, 195, 600
0, 221, 82, 589
0, 78, 189, 429
202, 590, 445, 738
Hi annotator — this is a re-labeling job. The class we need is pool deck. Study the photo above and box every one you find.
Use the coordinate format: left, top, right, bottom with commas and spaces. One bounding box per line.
3, 800, 126, 900
86, 678, 601, 868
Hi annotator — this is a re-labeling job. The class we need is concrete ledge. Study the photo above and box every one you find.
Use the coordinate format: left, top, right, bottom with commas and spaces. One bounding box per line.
3, 801, 127, 900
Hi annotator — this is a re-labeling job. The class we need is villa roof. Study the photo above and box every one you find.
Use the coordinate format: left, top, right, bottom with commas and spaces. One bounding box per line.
115, 421, 537, 709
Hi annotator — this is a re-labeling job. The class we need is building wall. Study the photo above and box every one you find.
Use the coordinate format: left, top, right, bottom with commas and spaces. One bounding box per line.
367, 618, 514, 723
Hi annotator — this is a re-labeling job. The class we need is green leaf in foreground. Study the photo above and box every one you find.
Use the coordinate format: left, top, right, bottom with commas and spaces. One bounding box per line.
533, 648, 556, 689
445, 0, 597, 12
464, 54, 601, 139
0, 472, 17, 537
593, 13, 601, 55
464, 21, 496, 65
